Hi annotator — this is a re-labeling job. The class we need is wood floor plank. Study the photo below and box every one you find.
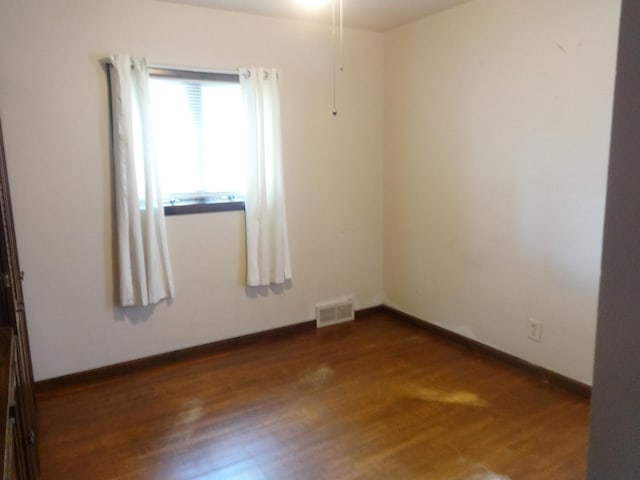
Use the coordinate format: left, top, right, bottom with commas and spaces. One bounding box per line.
35, 313, 590, 479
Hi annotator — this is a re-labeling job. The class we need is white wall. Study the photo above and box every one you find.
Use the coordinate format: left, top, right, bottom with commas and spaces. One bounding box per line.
384, 0, 620, 384
0, 0, 622, 385
0, 0, 384, 380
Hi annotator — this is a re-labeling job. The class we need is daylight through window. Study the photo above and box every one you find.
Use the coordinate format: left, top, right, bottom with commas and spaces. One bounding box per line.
148, 68, 246, 211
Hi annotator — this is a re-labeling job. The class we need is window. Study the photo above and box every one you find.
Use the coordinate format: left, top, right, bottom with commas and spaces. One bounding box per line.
109, 57, 291, 290
148, 68, 246, 215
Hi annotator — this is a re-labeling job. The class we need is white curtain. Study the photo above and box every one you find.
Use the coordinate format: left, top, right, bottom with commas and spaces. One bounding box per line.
109, 54, 175, 306
240, 67, 292, 286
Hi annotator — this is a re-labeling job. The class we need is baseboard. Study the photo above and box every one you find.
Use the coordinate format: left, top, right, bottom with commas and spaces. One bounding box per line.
35, 319, 316, 395
381, 305, 592, 399
35, 306, 383, 395
37, 304, 588, 399
354, 305, 385, 319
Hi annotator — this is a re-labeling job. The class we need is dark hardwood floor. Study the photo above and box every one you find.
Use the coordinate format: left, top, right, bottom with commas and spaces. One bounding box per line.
35, 312, 590, 479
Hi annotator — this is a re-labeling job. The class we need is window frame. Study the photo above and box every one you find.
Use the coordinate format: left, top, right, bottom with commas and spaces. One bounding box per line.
148, 67, 245, 216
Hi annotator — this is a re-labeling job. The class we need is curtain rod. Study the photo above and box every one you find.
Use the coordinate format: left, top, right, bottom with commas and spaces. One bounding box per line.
101, 57, 240, 81
148, 67, 239, 83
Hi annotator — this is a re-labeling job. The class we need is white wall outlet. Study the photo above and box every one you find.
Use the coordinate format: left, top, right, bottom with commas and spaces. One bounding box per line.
527, 318, 543, 342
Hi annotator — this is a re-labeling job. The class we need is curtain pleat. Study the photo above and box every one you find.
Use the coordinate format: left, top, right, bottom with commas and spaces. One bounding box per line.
109, 55, 175, 306
240, 67, 292, 286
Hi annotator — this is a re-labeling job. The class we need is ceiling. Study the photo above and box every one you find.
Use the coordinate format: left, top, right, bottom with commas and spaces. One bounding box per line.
157, 0, 473, 31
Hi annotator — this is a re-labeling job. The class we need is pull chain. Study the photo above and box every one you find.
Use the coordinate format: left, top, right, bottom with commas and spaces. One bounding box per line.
339, 0, 344, 73
332, 0, 343, 116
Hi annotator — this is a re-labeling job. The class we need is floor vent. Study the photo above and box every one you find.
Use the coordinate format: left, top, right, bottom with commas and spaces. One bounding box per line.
315, 299, 354, 328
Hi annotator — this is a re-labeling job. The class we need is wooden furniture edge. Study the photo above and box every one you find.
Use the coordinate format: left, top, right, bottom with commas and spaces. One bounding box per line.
381, 305, 591, 399
0, 329, 13, 476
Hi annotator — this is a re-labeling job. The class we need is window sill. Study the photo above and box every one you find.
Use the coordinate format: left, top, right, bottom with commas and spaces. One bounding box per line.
164, 200, 245, 216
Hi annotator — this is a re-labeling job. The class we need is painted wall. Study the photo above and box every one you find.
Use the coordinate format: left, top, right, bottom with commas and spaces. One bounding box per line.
384, 0, 620, 384
0, 0, 622, 386
588, 0, 640, 476
0, 0, 384, 380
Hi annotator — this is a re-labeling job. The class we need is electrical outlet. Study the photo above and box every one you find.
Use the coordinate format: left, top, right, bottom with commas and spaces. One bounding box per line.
527, 318, 542, 342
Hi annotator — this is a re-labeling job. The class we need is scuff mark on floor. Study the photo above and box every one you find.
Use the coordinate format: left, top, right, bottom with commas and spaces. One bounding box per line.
404, 385, 488, 407
299, 363, 334, 388
467, 472, 511, 480
175, 397, 205, 425
446, 445, 511, 480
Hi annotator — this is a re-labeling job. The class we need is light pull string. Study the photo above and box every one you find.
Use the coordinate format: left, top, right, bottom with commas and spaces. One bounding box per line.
339, 0, 344, 72
331, 0, 344, 116
332, 0, 336, 115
